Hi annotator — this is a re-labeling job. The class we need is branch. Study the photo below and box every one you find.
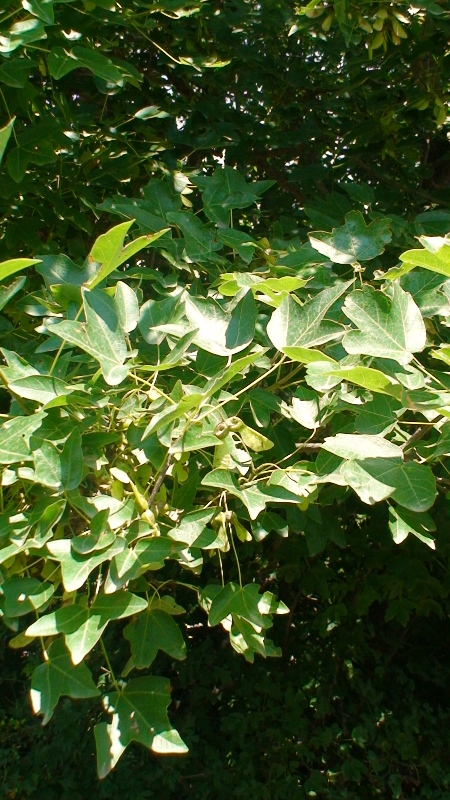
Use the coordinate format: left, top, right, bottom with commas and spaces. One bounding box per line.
148, 452, 173, 508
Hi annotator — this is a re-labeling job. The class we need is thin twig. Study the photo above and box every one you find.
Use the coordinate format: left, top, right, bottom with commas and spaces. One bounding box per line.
402, 426, 428, 460
148, 452, 173, 507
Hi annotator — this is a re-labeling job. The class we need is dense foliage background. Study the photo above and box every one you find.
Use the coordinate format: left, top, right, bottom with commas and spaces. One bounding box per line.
1, 1, 450, 798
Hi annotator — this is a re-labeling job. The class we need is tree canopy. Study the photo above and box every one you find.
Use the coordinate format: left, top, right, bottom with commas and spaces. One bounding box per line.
1, 1, 450, 797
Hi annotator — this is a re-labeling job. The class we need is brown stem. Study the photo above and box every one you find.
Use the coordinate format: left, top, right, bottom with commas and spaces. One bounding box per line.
148, 452, 173, 507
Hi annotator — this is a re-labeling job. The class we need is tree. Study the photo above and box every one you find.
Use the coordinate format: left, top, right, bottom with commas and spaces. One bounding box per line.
1, 0, 450, 795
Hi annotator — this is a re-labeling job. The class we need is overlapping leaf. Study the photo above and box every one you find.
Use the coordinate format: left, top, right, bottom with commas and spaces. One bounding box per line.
342, 284, 426, 364
309, 211, 391, 264
31, 640, 100, 725
267, 282, 351, 352
95, 677, 187, 778
27, 591, 147, 664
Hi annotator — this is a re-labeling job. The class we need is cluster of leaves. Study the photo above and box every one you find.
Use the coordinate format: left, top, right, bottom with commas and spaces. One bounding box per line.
2, 166, 450, 779
0, 0, 450, 792
2, 472, 450, 800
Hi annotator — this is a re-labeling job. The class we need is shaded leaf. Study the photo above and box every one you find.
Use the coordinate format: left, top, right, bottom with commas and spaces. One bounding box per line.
124, 609, 186, 669
27, 591, 147, 664
389, 506, 436, 549
94, 676, 187, 778
0, 118, 15, 166
31, 639, 99, 725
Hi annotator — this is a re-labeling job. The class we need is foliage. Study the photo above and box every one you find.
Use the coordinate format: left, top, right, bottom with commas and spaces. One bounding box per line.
0, 0, 450, 795
2, 174, 450, 781
0, 0, 449, 258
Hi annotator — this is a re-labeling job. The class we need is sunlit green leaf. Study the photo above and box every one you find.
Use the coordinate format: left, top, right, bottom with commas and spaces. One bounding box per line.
94, 677, 187, 778
309, 211, 391, 264
31, 640, 100, 725
342, 284, 426, 364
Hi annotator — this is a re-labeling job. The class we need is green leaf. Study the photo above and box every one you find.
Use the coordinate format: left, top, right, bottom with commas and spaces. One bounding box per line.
87, 222, 168, 289
230, 617, 281, 662
184, 292, 257, 356
0, 275, 26, 312
193, 167, 275, 227
1, 577, 54, 617
36, 254, 98, 287
47, 47, 79, 79
249, 389, 281, 428
415, 211, 450, 236
283, 347, 336, 364
365, 461, 436, 513
309, 211, 391, 264
217, 229, 258, 264
30, 640, 99, 725
71, 46, 123, 83
225, 291, 258, 351
89, 221, 134, 280
267, 282, 351, 352
201, 470, 267, 520
27, 591, 147, 664
94, 676, 188, 778
355, 395, 403, 435
398, 239, 450, 278
342, 284, 426, 364
322, 434, 403, 460
60, 428, 83, 490
0, 118, 15, 166
401, 269, 450, 318
22, 0, 55, 25
143, 392, 203, 438
208, 582, 288, 627
141, 179, 181, 218
71, 510, 113, 555
138, 294, 180, 345
314, 364, 401, 396
388, 506, 436, 549
115, 281, 139, 333
6, 375, 78, 405
0, 257, 41, 282
52, 288, 129, 385
317, 454, 396, 505
33, 441, 62, 489
134, 105, 170, 120
166, 212, 222, 261
124, 609, 186, 670
106, 538, 183, 591
202, 351, 261, 400
167, 508, 216, 546
0, 413, 45, 464
201, 470, 304, 520
45, 538, 126, 593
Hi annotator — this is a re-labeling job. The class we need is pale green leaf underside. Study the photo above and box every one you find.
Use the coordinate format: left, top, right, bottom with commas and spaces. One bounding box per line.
342, 283, 426, 364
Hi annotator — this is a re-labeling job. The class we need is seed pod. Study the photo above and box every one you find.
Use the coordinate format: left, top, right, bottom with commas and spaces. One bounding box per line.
110, 479, 124, 501
391, 18, 407, 39
228, 416, 243, 432
130, 480, 149, 512
358, 16, 373, 34
214, 421, 229, 439
371, 31, 385, 50
305, 5, 325, 18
